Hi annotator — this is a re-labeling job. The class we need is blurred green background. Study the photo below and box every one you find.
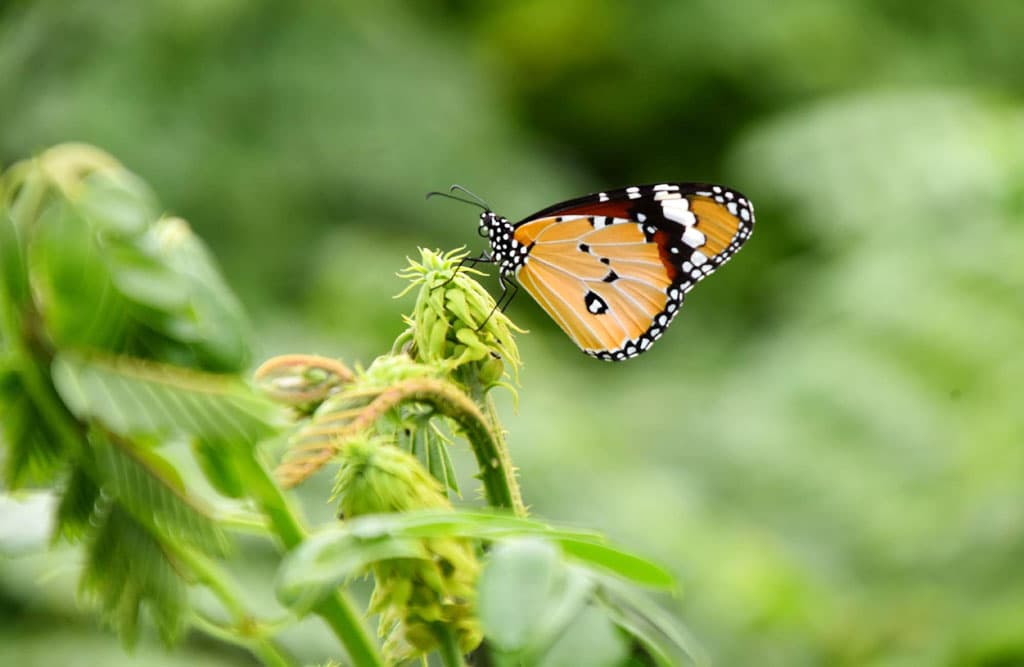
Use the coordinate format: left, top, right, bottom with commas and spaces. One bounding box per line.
2, 1, 1023, 665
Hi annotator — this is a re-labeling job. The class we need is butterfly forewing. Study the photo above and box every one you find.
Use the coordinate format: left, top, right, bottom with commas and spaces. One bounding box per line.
509, 183, 754, 360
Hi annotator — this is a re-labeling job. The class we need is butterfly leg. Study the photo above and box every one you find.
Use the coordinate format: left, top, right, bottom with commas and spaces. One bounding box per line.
439, 252, 494, 289
496, 275, 519, 313
475, 274, 518, 331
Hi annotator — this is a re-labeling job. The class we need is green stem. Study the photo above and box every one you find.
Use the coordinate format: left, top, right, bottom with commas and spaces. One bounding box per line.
463, 376, 526, 517
172, 546, 293, 667
370, 378, 525, 514
433, 623, 467, 667
235, 449, 386, 667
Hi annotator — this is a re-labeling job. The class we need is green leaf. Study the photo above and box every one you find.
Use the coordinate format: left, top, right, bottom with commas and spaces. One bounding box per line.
54, 464, 101, 543
91, 428, 227, 555
557, 538, 675, 590
0, 209, 30, 313
10, 149, 253, 370
81, 504, 188, 648
410, 421, 461, 496
191, 438, 248, 499
28, 201, 134, 350
145, 217, 253, 372
477, 538, 593, 657
277, 528, 429, 612
596, 578, 707, 667
0, 363, 68, 488
434, 431, 460, 495
77, 169, 159, 238
51, 352, 281, 445
337, 509, 675, 588
536, 603, 629, 667
342, 509, 601, 543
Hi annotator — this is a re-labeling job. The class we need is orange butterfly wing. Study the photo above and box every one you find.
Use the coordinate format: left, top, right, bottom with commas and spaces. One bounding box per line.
510, 184, 754, 360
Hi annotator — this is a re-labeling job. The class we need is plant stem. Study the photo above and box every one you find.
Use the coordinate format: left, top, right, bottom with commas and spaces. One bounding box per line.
188, 614, 291, 667
463, 376, 526, 517
235, 449, 385, 667
433, 623, 467, 667
172, 546, 294, 667
275, 378, 526, 516
371, 378, 524, 514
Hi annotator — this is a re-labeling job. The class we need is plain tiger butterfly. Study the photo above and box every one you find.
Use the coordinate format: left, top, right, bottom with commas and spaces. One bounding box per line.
429, 183, 755, 361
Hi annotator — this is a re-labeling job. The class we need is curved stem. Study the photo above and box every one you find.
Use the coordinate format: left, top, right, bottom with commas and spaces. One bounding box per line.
172, 545, 294, 667
280, 378, 525, 515
235, 449, 385, 667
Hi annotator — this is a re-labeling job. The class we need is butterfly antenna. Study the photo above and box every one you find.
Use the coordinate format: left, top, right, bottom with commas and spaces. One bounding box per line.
449, 184, 492, 211
425, 190, 490, 212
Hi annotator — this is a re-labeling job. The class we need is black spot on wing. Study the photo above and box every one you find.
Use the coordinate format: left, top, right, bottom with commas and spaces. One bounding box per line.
583, 290, 608, 315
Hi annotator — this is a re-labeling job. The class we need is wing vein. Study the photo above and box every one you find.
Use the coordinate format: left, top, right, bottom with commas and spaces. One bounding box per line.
519, 267, 605, 350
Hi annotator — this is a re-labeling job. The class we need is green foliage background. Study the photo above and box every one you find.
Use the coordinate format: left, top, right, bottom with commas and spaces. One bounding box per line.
1, 1, 1022, 666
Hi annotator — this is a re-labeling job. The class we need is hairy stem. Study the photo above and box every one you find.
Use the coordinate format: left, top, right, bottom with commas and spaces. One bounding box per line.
374, 378, 522, 512
277, 378, 525, 515
462, 375, 526, 517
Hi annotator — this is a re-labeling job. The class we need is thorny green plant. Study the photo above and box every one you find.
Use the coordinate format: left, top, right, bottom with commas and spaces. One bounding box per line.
0, 144, 702, 667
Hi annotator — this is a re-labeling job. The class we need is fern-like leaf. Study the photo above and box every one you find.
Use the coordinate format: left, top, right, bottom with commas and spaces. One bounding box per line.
52, 352, 282, 445
81, 504, 188, 647
0, 363, 69, 488
54, 463, 101, 543
90, 427, 227, 555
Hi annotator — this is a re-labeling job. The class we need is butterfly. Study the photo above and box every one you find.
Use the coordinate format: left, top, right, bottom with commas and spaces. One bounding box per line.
429, 183, 755, 361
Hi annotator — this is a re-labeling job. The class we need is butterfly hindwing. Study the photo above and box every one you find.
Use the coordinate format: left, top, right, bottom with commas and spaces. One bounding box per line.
509, 183, 754, 360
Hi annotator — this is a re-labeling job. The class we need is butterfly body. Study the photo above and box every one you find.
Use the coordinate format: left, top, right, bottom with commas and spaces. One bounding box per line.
472, 183, 754, 361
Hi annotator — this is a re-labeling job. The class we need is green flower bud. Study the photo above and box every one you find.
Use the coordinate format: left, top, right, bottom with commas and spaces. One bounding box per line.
333, 437, 482, 661
396, 248, 523, 388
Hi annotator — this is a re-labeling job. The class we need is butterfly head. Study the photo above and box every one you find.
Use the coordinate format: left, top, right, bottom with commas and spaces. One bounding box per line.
480, 211, 521, 275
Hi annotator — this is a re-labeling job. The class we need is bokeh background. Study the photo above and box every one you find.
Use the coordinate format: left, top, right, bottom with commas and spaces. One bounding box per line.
2, 1, 1023, 666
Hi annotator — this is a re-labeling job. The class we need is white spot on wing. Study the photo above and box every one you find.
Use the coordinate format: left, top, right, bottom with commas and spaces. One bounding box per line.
662, 198, 696, 225
682, 226, 706, 247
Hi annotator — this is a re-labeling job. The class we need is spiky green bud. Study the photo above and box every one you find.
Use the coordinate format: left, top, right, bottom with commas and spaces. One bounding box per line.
333, 436, 482, 662
396, 248, 523, 388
